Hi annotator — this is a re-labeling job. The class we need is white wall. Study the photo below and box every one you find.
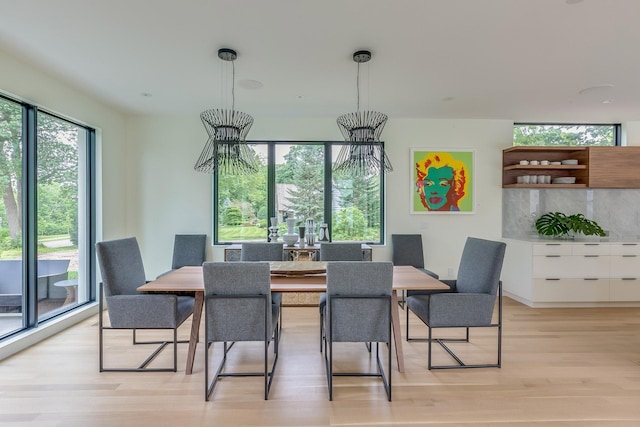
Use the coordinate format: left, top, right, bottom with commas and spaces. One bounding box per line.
0, 47, 128, 242
126, 115, 513, 279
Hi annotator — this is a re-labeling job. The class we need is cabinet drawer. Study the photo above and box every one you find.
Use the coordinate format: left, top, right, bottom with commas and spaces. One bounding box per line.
533, 278, 610, 302
610, 243, 640, 256
533, 255, 609, 278
610, 278, 640, 301
610, 255, 640, 278
533, 244, 572, 256
571, 243, 610, 256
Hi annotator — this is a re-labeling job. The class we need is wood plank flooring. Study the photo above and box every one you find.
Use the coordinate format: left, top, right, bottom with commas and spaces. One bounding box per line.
0, 298, 639, 426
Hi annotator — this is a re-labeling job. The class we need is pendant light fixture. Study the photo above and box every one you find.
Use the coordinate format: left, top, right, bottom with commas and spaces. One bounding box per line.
334, 50, 392, 176
194, 48, 258, 175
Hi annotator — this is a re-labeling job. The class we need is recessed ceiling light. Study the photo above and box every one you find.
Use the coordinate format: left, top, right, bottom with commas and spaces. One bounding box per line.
578, 84, 614, 96
238, 79, 263, 90
602, 99, 613, 104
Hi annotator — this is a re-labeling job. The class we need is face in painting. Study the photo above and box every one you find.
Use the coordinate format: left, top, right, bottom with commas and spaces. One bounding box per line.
424, 166, 454, 210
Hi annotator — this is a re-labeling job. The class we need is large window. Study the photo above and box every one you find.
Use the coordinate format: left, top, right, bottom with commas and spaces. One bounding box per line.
514, 123, 620, 146
214, 141, 384, 244
0, 93, 95, 340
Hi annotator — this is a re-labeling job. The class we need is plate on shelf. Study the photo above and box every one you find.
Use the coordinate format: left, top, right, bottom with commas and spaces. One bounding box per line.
550, 161, 562, 165
552, 177, 576, 184
561, 159, 579, 165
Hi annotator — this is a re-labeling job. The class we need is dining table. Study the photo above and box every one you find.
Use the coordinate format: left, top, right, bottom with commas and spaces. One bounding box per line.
137, 261, 449, 374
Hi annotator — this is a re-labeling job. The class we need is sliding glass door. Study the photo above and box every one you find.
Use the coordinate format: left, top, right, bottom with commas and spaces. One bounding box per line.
0, 94, 95, 340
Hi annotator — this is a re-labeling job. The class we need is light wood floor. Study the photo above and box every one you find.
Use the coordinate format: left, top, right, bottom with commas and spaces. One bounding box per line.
1, 298, 639, 426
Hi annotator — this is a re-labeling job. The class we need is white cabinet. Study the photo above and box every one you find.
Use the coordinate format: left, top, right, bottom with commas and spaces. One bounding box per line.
608, 243, 640, 301
502, 239, 640, 307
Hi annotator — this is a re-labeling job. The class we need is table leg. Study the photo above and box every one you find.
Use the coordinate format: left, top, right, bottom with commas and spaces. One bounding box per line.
185, 291, 204, 375
391, 289, 405, 373
63, 286, 76, 305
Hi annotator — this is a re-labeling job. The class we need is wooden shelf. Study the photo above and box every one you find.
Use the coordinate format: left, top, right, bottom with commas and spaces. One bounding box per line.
503, 165, 586, 171
503, 183, 587, 188
503, 146, 589, 188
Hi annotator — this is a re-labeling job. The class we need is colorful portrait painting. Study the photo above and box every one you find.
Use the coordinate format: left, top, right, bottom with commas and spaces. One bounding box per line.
411, 149, 474, 214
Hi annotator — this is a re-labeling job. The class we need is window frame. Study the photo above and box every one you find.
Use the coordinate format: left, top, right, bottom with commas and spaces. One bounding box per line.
0, 91, 96, 341
213, 140, 386, 246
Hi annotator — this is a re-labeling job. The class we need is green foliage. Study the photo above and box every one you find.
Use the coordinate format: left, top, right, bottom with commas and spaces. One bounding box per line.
279, 145, 324, 223
514, 124, 615, 147
535, 212, 606, 238
223, 206, 244, 226
332, 207, 366, 240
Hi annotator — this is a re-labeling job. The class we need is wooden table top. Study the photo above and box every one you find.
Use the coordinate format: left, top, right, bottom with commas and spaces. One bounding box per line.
138, 263, 448, 294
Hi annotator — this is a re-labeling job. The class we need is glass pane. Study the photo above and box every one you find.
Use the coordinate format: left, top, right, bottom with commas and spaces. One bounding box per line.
514, 124, 615, 146
217, 144, 268, 242
332, 145, 381, 242
275, 144, 325, 235
0, 97, 24, 338
36, 113, 87, 320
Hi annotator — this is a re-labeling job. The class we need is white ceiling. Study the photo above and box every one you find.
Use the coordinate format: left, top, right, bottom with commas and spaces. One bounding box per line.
1, 0, 640, 123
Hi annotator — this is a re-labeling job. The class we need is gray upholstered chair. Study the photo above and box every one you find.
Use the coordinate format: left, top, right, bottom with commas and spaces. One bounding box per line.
96, 237, 195, 372
203, 262, 280, 400
240, 242, 285, 262
406, 237, 506, 370
318, 242, 364, 351
391, 234, 443, 308
323, 261, 393, 401
241, 242, 285, 331
157, 234, 206, 278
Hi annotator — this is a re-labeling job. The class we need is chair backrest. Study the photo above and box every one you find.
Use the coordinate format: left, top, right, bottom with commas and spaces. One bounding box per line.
455, 237, 506, 295
240, 242, 285, 261
171, 234, 207, 269
96, 237, 147, 297
391, 234, 424, 268
326, 261, 393, 342
203, 262, 273, 342
319, 243, 363, 261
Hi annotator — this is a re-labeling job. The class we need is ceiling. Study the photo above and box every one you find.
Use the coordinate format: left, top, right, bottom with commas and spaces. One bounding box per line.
1, 0, 640, 123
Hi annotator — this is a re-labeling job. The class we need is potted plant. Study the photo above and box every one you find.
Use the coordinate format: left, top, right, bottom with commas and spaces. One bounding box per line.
535, 212, 606, 239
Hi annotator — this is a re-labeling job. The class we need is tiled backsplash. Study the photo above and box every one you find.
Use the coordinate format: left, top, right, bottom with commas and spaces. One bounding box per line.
502, 189, 640, 239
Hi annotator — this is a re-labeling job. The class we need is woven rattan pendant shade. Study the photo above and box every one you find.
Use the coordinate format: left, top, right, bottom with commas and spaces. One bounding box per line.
334, 50, 392, 176
194, 48, 258, 175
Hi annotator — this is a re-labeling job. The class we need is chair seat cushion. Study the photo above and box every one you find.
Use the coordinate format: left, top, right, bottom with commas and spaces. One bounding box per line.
407, 292, 497, 328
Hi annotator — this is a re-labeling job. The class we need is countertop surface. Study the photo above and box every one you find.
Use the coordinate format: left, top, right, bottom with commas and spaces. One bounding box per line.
504, 235, 640, 243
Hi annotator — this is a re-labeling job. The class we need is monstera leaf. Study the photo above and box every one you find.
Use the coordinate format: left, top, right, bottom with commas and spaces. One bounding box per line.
535, 212, 606, 237
535, 212, 571, 237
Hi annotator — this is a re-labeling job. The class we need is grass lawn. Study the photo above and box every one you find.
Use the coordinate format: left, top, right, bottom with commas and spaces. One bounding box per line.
218, 225, 267, 241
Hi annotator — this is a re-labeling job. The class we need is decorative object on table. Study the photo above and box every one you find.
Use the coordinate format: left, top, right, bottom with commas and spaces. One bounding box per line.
305, 218, 316, 246
333, 50, 392, 176
411, 148, 475, 214
318, 223, 330, 242
268, 217, 280, 242
298, 226, 306, 248
535, 212, 606, 238
282, 217, 299, 247
194, 48, 259, 175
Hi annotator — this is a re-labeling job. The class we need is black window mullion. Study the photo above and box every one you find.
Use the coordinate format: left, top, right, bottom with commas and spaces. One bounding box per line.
23, 104, 38, 326
323, 142, 332, 237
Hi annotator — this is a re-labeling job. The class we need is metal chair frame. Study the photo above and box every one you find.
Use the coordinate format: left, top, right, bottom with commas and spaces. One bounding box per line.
204, 293, 280, 401
324, 294, 392, 401
406, 282, 502, 370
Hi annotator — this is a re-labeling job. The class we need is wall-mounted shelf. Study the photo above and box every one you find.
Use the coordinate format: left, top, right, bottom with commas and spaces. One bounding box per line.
504, 146, 640, 188
503, 146, 589, 187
